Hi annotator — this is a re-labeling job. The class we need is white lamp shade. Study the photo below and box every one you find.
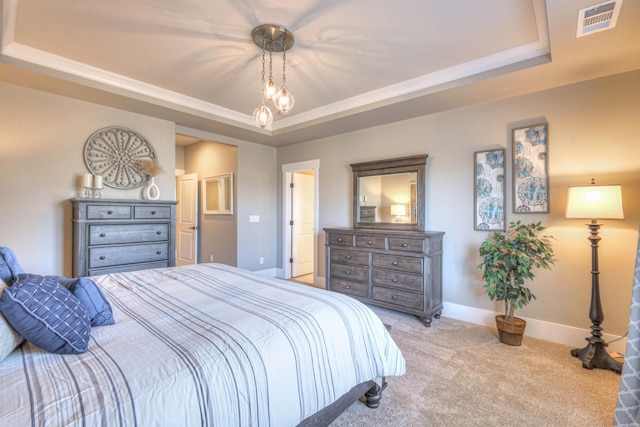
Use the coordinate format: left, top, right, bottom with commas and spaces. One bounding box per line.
390, 204, 407, 216
565, 184, 624, 220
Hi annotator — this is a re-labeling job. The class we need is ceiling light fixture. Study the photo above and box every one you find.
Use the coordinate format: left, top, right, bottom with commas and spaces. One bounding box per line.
251, 24, 294, 128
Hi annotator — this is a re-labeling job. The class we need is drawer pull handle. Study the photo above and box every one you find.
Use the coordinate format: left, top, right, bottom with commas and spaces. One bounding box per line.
346, 285, 351, 289
392, 278, 398, 283
402, 243, 408, 247
345, 270, 351, 275
107, 210, 113, 215
151, 211, 157, 215
156, 231, 162, 235
367, 241, 373, 245
392, 261, 398, 266
99, 256, 106, 260
156, 250, 162, 255
345, 255, 351, 259
392, 295, 398, 300
337, 238, 343, 242
99, 233, 106, 237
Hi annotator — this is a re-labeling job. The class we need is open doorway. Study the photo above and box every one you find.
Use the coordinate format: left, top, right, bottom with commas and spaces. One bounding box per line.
282, 159, 320, 287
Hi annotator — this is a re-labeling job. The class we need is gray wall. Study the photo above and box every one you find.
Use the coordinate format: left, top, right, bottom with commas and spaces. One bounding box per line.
184, 141, 238, 266
175, 126, 277, 272
0, 82, 176, 276
0, 82, 277, 276
277, 70, 640, 339
2, 68, 638, 349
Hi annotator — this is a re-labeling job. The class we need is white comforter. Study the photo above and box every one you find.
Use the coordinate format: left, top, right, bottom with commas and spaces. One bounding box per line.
0, 263, 405, 426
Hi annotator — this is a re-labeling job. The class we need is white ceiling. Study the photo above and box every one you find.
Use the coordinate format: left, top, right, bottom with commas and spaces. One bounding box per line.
1, 0, 638, 147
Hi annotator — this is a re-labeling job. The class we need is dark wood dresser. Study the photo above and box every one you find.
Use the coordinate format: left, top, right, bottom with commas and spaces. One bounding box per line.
324, 227, 444, 326
71, 198, 178, 277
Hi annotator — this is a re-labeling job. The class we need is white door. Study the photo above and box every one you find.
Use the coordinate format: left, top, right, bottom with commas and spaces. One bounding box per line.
291, 172, 314, 277
176, 173, 198, 266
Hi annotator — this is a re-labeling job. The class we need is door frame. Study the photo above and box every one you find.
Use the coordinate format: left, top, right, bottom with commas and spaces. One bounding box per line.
282, 159, 320, 282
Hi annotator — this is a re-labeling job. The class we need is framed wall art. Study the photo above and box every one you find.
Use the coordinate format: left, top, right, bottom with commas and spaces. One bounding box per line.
511, 123, 549, 213
474, 149, 506, 231
84, 127, 157, 189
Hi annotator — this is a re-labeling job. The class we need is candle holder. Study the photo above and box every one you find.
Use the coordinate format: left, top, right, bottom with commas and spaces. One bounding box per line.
92, 175, 103, 199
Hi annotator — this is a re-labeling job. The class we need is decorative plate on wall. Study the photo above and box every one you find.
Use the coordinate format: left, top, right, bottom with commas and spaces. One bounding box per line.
84, 127, 157, 189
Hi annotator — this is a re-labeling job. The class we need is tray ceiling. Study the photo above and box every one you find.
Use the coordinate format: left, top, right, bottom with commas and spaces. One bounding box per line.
1, 0, 639, 146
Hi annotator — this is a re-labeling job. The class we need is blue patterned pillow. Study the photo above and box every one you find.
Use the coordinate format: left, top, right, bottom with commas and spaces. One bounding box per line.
69, 278, 115, 327
0, 274, 90, 354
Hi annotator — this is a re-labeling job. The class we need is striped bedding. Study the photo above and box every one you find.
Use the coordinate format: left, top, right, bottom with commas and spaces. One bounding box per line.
0, 263, 405, 426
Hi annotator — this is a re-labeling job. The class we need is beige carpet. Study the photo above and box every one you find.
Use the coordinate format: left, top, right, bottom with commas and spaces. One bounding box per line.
331, 306, 622, 427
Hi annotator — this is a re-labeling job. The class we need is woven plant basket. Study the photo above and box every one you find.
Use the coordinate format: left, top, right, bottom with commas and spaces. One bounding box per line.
495, 315, 527, 346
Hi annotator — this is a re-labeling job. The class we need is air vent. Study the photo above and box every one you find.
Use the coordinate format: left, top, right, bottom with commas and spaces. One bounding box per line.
577, 0, 623, 37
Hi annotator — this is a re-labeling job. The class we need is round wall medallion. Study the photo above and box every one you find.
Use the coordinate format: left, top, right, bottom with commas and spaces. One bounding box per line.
84, 127, 157, 189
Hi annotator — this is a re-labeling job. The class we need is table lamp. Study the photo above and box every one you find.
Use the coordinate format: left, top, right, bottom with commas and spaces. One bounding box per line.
390, 204, 407, 222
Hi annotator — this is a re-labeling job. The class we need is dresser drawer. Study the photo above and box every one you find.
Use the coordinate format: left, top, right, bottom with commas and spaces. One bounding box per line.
388, 237, 425, 253
330, 278, 368, 298
372, 269, 423, 292
87, 204, 132, 219
328, 233, 354, 246
88, 261, 169, 276
89, 224, 169, 245
372, 253, 423, 274
89, 243, 169, 268
330, 249, 369, 266
134, 206, 172, 219
360, 206, 376, 216
356, 235, 386, 250
372, 286, 423, 311
330, 263, 369, 281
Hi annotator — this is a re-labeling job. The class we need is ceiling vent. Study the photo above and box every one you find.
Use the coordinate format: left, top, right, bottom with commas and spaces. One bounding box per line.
577, 0, 623, 37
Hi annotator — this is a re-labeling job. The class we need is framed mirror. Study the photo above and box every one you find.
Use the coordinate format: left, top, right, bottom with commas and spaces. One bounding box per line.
351, 155, 427, 231
202, 173, 234, 215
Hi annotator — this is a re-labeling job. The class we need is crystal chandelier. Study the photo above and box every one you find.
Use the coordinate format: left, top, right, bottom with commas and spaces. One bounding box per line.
251, 24, 295, 128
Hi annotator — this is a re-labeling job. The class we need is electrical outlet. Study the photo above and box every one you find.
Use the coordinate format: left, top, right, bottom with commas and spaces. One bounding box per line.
210, 255, 214, 262
259, 257, 264, 265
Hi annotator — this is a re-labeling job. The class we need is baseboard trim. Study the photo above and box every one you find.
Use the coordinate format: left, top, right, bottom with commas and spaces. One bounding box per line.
442, 302, 627, 354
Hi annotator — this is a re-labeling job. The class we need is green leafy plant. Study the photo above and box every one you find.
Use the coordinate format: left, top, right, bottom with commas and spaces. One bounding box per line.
477, 221, 557, 323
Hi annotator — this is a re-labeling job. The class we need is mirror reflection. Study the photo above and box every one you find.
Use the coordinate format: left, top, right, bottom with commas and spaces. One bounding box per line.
359, 172, 418, 224
202, 173, 234, 215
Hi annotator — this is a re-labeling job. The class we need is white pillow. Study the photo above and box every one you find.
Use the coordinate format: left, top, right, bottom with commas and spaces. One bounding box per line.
0, 279, 24, 363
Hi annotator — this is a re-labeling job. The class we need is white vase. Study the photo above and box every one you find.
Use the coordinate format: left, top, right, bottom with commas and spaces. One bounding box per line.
143, 177, 160, 200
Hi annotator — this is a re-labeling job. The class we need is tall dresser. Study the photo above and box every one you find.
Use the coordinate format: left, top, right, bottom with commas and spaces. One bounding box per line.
324, 227, 444, 327
71, 198, 178, 277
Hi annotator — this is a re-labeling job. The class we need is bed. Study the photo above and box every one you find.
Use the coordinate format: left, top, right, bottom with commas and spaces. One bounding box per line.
0, 260, 405, 426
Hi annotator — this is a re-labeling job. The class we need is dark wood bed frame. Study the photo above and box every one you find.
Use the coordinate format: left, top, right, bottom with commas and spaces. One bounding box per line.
297, 378, 387, 426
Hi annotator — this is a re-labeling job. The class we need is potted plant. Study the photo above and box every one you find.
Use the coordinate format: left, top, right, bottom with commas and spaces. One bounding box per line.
477, 220, 556, 345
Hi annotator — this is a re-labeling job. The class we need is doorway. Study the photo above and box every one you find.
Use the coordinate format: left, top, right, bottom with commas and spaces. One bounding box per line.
282, 159, 320, 287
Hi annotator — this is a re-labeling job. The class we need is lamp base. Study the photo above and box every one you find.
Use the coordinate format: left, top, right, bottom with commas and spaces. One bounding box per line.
571, 338, 622, 373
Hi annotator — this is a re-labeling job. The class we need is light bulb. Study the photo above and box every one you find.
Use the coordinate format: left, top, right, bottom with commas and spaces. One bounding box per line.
253, 104, 273, 128
264, 78, 279, 101
274, 88, 295, 114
